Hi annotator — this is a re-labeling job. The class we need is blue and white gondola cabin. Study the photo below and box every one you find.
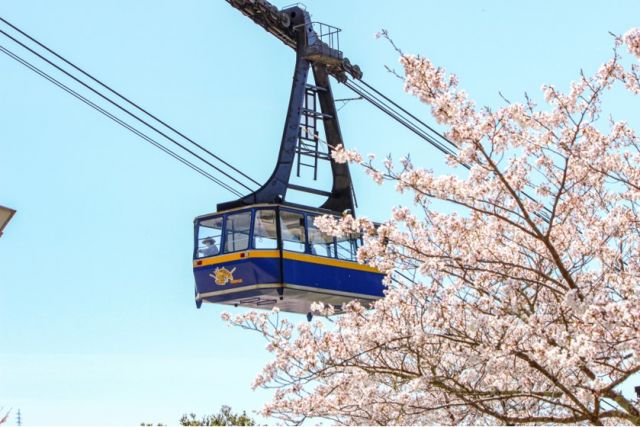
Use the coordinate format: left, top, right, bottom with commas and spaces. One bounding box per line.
193, 3, 386, 315
193, 204, 385, 315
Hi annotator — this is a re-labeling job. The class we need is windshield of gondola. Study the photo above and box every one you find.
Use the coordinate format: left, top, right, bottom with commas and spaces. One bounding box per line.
196, 216, 223, 258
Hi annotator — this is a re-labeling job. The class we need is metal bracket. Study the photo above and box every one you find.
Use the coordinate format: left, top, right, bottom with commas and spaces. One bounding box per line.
218, 5, 356, 215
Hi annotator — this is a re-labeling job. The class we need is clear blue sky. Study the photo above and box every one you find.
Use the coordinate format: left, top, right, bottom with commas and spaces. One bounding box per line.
1, 1, 638, 425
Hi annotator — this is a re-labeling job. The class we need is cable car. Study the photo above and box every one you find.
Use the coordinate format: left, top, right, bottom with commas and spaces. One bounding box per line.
193, 204, 384, 314
193, 1, 384, 315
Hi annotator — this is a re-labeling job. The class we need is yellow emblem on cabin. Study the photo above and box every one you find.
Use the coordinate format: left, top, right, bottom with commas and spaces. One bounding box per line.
210, 267, 243, 286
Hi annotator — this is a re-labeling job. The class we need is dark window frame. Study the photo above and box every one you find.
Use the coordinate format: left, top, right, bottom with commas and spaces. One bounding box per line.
194, 208, 365, 262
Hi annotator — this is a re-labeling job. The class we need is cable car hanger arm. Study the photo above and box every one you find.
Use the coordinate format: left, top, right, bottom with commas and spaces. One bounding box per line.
225, 0, 362, 82
218, 0, 362, 214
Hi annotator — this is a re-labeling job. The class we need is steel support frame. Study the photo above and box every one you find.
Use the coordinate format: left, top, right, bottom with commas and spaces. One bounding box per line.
217, 7, 355, 215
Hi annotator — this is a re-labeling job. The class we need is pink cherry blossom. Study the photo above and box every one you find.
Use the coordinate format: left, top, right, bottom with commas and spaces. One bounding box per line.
224, 29, 640, 425
623, 28, 640, 59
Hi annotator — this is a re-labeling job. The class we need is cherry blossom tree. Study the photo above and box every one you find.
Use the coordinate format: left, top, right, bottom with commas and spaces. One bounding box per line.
226, 29, 640, 425
0, 408, 10, 425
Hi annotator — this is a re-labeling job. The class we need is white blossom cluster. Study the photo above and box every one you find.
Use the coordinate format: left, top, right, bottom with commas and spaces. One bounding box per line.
223, 30, 640, 425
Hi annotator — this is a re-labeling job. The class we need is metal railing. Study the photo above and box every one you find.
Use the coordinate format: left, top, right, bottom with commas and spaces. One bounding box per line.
294, 21, 342, 53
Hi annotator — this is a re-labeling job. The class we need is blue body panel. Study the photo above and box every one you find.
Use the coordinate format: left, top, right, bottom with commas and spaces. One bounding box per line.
193, 257, 281, 303
282, 257, 384, 297
193, 252, 385, 313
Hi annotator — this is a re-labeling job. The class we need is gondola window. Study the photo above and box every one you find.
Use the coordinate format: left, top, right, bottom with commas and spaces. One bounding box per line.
254, 209, 278, 249
307, 215, 337, 258
224, 211, 251, 253
197, 216, 223, 258
279, 210, 306, 252
336, 234, 359, 261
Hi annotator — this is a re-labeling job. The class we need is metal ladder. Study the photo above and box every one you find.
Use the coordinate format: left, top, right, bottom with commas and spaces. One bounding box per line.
296, 84, 331, 180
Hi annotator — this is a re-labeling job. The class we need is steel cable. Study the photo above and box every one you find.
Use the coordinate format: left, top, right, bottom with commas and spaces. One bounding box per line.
0, 16, 261, 188
0, 43, 244, 197
0, 24, 257, 193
